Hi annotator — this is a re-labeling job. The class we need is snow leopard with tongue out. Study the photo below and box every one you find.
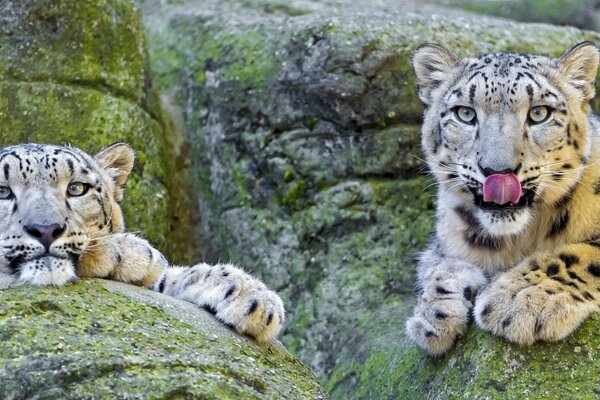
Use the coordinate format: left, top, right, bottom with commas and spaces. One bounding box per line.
406, 41, 600, 355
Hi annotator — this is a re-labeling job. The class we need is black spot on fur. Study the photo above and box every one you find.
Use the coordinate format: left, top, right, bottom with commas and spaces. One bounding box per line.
481, 304, 492, 317
187, 272, 201, 285
3, 163, 8, 180
567, 271, 587, 284
526, 84, 533, 100
202, 304, 217, 315
454, 206, 502, 251
588, 263, 600, 277
559, 254, 579, 269
435, 311, 448, 320
224, 284, 236, 299
571, 294, 584, 303
216, 318, 236, 331
545, 289, 555, 295
246, 300, 259, 315
469, 84, 476, 103
502, 317, 512, 328
425, 331, 436, 338
266, 312, 274, 325
157, 275, 166, 293
550, 276, 579, 288
554, 186, 576, 208
592, 177, 600, 195
546, 263, 560, 275
66, 159, 74, 175
436, 286, 452, 295
572, 139, 579, 150
585, 236, 600, 249
547, 210, 569, 238
535, 320, 544, 334
463, 287, 473, 301
451, 88, 463, 98
529, 260, 540, 271
583, 291, 595, 301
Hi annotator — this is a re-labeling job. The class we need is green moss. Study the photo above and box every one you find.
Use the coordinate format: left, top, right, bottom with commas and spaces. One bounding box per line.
147, 16, 276, 93
0, 0, 156, 113
0, 279, 327, 399
346, 309, 600, 399
283, 180, 307, 207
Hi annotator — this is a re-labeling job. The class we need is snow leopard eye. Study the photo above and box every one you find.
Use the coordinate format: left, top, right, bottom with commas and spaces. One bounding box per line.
528, 106, 552, 124
454, 106, 477, 124
0, 186, 12, 200
67, 182, 90, 197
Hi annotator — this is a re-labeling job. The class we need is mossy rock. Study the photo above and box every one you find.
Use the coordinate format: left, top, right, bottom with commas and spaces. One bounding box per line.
0, 0, 157, 112
0, 274, 327, 399
142, 0, 600, 398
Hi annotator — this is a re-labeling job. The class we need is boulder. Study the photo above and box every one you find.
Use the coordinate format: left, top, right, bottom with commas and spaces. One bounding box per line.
0, 273, 326, 399
142, 0, 600, 397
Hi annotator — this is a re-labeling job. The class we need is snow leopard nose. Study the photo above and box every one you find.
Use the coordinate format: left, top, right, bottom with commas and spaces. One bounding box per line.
477, 162, 522, 177
24, 223, 66, 251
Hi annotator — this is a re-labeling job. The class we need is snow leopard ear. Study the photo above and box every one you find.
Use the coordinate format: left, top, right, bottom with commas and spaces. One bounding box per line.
413, 43, 462, 105
94, 142, 135, 202
558, 41, 599, 101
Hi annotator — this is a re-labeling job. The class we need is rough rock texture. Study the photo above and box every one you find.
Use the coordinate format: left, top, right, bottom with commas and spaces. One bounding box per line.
142, 0, 600, 398
0, 273, 326, 399
0, 0, 199, 262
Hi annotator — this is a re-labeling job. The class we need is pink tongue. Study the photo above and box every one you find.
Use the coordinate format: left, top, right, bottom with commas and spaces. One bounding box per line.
483, 173, 522, 205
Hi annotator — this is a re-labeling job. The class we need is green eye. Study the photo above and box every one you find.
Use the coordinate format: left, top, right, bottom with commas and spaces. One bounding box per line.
0, 186, 12, 200
455, 106, 477, 124
67, 182, 89, 197
528, 106, 551, 124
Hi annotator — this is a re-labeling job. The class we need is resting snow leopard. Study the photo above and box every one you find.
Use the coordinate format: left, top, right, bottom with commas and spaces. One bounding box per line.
406, 41, 600, 355
0, 143, 284, 343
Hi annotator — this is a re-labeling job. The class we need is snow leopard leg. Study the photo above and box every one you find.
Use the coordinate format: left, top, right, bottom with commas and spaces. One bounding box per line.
79, 233, 284, 343
157, 263, 285, 343
406, 241, 488, 356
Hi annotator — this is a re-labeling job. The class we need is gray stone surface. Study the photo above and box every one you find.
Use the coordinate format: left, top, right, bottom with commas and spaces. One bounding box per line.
0, 274, 327, 399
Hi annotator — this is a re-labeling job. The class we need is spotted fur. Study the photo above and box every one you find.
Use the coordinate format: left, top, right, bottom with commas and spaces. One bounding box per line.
0, 143, 284, 343
406, 42, 600, 355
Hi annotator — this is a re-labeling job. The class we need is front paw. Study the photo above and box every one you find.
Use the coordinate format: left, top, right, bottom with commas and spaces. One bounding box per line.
406, 264, 487, 356
175, 263, 285, 343
474, 264, 596, 345
406, 295, 470, 357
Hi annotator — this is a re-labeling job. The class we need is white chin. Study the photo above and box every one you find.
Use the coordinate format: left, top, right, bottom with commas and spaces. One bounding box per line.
476, 208, 531, 236
17, 256, 77, 287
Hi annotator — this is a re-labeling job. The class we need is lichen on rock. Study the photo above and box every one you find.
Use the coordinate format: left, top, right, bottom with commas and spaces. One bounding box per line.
0, 274, 327, 399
